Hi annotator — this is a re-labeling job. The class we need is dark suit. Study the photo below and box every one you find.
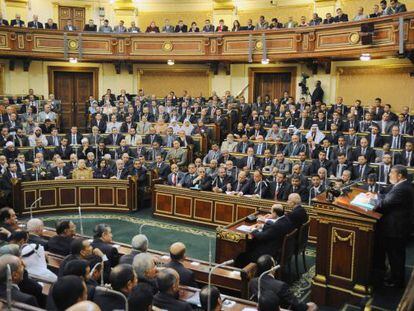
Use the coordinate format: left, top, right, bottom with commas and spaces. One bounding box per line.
310, 159, 332, 175
91, 239, 120, 270
45, 23, 58, 29
236, 141, 254, 153
352, 164, 372, 181
202, 25, 215, 32
109, 168, 129, 180
153, 292, 192, 311
397, 150, 414, 167
91, 119, 107, 133
54, 145, 73, 160
104, 134, 124, 146
28, 21, 43, 28
153, 162, 170, 180
248, 275, 307, 310
84, 24, 97, 31
144, 134, 163, 145
93, 289, 127, 311
0, 19, 9, 26
352, 146, 376, 163
387, 135, 406, 150
366, 134, 384, 148
66, 133, 83, 145
269, 182, 291, 201
231, 179, 252, 194
288, 205, 309, 229
237, 156, 259, 170
11, 19, 25, 27
0, 283, 38, 307
165, 260, 197, 287
167, 172, 186, 186
47, 235, 73, 256
334, 14, 349, 22
249, 216, 294, 262
374, 179, 414, 285
248, 180, 269, 198
50, 166, 70, 179
174, 24, 188, 32
216, 25, 229, 32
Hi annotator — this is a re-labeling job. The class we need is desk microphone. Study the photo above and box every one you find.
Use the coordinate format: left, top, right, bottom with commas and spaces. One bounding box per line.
29, 197, 42, 219
6, 264, 11, 310
340, 180, 361, 196
139, 224, 146, 234
207, 259, 234, 311
258, 265, 280, 301
95, 286, 128, 311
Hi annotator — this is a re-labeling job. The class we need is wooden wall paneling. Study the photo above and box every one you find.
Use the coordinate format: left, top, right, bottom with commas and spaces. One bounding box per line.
155, 193, 173, 214
117, 188, 127, 206
214, 202, 234, 224
59, 188, 77, 206
79, 187, 95, 206
98, 188, 115, 206
174, 196, 192, 218
194, 199, 213, 222
39, 188, 57, 208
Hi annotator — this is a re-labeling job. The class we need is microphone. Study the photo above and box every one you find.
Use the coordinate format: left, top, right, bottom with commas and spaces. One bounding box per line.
257, 265, 280, 301
6, 264, 11, 310
78, 206, 84, 236
95, 286, 128, 311
139, 224, 146, 234
29, 197, 42, 219
207, 259, 234, 311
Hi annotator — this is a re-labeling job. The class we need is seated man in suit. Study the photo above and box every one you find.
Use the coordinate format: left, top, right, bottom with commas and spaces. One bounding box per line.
248, 170, 269, 199
175, 20, 187, 33
45, 18, 58, 29
47, 220, 76, 256
236, 205, 293, 266
199, 286, 222, 311
230, 170, 252, 196
310, 150, 332, 175
286, 193, 309, 229
212, 167, 232, 193
249, 254, 317, 310
93, 264, 137, 311
0, 255, 39, 307
202, 19, 215, 32
352, 155, 372, 181
236, 134, 254, 153
203, 143, 222, 165
334, 8, 349, 22
28, 15, 43, 29
84, 19, 97, 31
11, 14, 25, 27
63, 20, 77, 31
288, 174, 309, 203
308, 174, 326, 203
216, 19, 228, 32
269, 171, 291, 201
50, 158, 70, 179
153, 268, 192, 311
361, 173, 380, 193
165, 242, 197, 287
238, 147, 258, 170
91, 224, 120, 270
167, 163, 186, 186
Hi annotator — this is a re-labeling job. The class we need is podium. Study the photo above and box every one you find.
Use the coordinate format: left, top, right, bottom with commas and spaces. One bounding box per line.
311, 188, 382, 307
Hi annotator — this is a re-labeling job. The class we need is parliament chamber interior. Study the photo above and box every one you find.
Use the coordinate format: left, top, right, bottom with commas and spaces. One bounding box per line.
1, 0, 414, 310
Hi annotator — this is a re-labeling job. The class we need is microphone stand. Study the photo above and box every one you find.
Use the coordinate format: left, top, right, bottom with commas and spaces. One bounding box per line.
95, 286, 128, 311
6, 264, 11, 310
139, 224, 146, 234
29, 197, 42, 219
78, 206, 84, 235
207, 259, 234, 311
257, 265, 280, 301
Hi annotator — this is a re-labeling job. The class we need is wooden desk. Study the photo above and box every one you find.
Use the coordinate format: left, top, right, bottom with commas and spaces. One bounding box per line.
41, 228, 256, 298
153, 184, 318, 243
215, 212, 271, 263
311, 188, 381, 307
12, 178, 138, 216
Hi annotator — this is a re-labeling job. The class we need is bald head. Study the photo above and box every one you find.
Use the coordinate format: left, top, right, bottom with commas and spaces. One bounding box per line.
287, 193, 301, 206
170, 242, 186, 260
67, 301, 101, 311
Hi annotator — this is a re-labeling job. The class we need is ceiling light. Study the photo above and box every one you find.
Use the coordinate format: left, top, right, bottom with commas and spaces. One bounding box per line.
109, 0, 115, 4
360, 53, 371, 61
167, 59, 175, 66
261, 58, 269, 65
69, 57, 78, 64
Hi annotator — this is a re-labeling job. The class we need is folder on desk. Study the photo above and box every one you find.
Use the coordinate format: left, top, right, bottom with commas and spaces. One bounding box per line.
236, 225, 253, 233
351, 193, 375, 211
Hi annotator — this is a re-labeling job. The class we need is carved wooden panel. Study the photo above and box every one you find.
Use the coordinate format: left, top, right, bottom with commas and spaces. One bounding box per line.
79, 187, 95, 205
117, 188, 127, 206
131, 38, 204, 56
329, 227, 355, 282
60, 188, 76, 206
236, 205, 256, 220
24, 190, 36, 209
98, 188, 114, 205
156, 193, 173, 214
39, 189, 56, 208
175, 196, 192, 218
214, 202, 234, 224
194, 199, 213, 221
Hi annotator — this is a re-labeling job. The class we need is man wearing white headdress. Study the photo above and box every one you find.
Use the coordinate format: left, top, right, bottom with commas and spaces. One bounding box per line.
28, 127, 48, 147
305, 124, 325, 144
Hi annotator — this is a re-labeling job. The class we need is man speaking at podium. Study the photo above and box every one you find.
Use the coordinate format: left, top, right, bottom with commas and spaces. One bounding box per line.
371, 165, 414, 288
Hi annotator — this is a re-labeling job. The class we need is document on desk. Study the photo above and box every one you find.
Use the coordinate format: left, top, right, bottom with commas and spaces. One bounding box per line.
351, 193, 376, 211
236, 225, 254, 233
